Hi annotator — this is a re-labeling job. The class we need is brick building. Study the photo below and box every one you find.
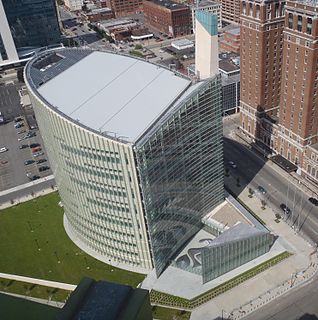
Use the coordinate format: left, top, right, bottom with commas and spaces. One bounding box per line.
106, 0, 143, 17
220, 0, 241, 24
240, 0, 318, 185
240, 0, 285, 146
220, 27, 240, 53
277, 1, 318, 182
143, 0, 192, 37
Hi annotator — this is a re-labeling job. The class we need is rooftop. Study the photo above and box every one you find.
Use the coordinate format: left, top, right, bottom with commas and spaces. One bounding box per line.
226, 27, 240, 36
195, 0, 221, 8
145, 0, 189, 10
26, 48, 195, 143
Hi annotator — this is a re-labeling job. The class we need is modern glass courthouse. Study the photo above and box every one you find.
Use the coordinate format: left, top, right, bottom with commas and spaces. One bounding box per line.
25, 48, 224, 275
0, 0, 60, 64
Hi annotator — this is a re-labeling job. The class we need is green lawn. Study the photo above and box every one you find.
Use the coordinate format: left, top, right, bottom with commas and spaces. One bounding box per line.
0, 193, 144, 288
0, 293, 60, 320
152, 306, 191, 320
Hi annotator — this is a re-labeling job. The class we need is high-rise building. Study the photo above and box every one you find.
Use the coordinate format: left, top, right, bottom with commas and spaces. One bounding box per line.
0, 0, 60, 65
25, 48, 224, 276
191, 0, 222, 32
240, 0, 318, 185
277, 0, 318, 182
240, 0, 285, 147
219, 0, 241, 24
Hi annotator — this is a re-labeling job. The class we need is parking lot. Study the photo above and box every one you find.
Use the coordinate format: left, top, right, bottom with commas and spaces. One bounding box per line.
0, 85, 52, 191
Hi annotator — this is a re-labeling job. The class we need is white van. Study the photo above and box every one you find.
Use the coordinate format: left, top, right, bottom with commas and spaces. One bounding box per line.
0, 147, 8, 153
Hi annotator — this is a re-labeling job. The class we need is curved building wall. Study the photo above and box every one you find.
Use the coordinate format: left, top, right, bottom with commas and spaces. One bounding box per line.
25, 86, 153, 272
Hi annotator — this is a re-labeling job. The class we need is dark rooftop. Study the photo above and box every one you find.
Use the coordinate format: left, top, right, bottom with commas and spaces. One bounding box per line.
57, 278, 152, 320
219, 59, 240, 73
145, 0, 189, 10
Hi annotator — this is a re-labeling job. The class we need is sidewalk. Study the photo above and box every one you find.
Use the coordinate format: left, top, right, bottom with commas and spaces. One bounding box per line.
0, 272, 77, 291
0, 175, 56, 210
190, 181, 318, 320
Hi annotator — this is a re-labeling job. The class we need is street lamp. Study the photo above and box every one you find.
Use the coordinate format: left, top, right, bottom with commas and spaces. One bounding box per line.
35, 239, 41, 251
54, 251, 61, 264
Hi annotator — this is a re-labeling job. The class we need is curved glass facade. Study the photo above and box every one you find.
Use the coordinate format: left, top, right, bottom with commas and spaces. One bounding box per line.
135, 75, 224, 276
25, 49, 225, 276
2, 0, 60, 49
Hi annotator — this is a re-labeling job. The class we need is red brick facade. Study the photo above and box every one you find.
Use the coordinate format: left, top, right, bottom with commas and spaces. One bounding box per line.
143, 0, 192, 37
106, 0, 143, 17
240, 0, 318, 185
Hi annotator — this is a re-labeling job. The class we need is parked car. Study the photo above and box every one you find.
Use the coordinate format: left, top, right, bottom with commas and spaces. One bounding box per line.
14, 117, 23, 123
280, 203, 291, 214
36, 159, 47, 164
228, 161, 237, 169
33, 152, 44, 158
257, 186, 267, 194
29, 143, 40, 148
39, 166, 50, 172
24, 159, 35, 165
25, 132, 36, 138
31, 175, 40, 181
31, 147, 42, 153
14, 123, 24, 129
19, 144, 29, 149
0, 147, 8, 153
308, 197, 318, 206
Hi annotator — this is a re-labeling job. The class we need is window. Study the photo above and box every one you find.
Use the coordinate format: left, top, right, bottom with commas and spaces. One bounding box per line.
297, 15, 302, 32
249, 2, 253, 16
242, 1, 246, 15
305, 17, 312, 35
275, 3, 279, 17
288, 13, 293, 29
256, 4, 260, 19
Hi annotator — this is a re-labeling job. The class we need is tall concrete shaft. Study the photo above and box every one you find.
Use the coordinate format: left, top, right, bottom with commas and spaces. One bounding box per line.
0, 0, 18, 62
195, 10, 219, 80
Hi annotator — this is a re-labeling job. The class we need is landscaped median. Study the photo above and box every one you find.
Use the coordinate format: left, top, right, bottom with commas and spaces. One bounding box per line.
150, 251, 292, 310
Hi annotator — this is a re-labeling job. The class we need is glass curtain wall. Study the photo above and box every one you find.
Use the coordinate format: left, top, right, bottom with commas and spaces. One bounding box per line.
2, 0, 60, 49
135, 75, 224, 276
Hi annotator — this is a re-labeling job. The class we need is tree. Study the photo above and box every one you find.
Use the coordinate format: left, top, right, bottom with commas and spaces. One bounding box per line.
261, 199, 266, 210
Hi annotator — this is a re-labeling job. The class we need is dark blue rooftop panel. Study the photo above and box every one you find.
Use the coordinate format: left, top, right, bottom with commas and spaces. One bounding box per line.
74, 281, 132, 320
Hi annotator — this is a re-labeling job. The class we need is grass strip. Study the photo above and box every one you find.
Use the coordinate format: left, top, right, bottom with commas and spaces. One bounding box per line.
150, 251, 292, 309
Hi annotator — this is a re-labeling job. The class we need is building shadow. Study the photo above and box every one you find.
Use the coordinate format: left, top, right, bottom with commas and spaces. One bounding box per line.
223, 136, 267, 197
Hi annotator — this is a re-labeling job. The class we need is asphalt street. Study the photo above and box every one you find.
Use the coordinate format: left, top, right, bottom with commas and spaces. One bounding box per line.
223, 137, 318, 243
242, 276, 318, 320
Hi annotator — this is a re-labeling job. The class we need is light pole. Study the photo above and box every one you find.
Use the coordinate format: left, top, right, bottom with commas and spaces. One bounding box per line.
54, 251, 61, 264
35, 239, 41, 251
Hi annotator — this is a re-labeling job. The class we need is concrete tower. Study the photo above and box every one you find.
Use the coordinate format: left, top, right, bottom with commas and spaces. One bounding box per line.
195, 10, 219, 80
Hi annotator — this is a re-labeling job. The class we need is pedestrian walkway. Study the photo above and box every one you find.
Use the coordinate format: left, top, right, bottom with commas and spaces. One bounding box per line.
1, 291, 65, 308
0, 175, 56, 210
190, 181, 318, 320
0, 272, 77, 291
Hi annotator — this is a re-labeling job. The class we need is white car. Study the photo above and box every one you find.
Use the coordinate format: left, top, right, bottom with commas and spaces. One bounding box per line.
0, 147, 8, 153
228, 161, 237, 169
33, 152, 44, 158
